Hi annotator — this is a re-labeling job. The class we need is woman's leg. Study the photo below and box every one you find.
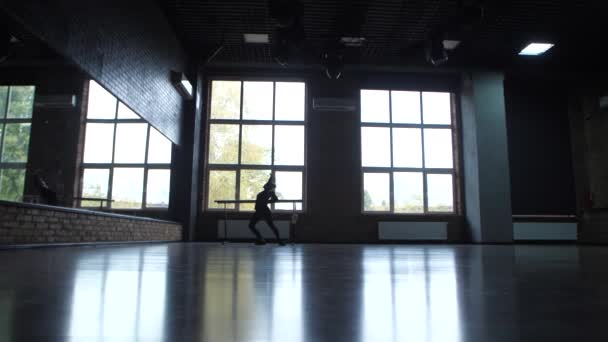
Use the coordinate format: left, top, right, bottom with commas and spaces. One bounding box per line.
248, 212, 265, 242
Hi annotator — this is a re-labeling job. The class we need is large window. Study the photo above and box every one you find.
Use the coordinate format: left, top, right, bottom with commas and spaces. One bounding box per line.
361, 89, 457, 214
206, 80, 306, 211
80, 80, 172, 209
0, 86, 35, 202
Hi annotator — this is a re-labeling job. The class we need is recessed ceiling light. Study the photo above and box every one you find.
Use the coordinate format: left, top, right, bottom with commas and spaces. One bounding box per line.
442, 40, 461, 50
519, 42, 554, 56
340, 37, 366, 47
244, 33, 269, 44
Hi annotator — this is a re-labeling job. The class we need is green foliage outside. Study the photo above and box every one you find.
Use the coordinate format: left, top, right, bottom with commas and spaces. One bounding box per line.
0, 86, 35, 203
208, 81, 279, 211
2, 124, 31, 163
395, 194, 424, 213
0, 87, 7, 118
210, 81, 241, 120
7, 86, 35, 119
0, 169, 25, 202
82, 183, 108, 208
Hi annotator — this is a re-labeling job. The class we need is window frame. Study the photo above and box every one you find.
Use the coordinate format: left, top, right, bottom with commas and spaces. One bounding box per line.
204, 78, 308, 213
79, 80, 172, 210
0, 85, 35, 202
360, 88, 461, 216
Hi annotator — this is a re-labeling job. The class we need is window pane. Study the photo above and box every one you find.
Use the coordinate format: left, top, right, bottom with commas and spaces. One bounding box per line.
117, 102, 140, 119
114, 123, 147, 163
361, 127, 390, 167
146, 169, 170, 208
393, 128, 422, 168
208, 170, 236, 209
1, 123, 31, 162
210, 81, 241, 120
423, 129, 453, 168
275, 82, 305, 121
275, 171, 302, 210
83, 123, 114, 163
394, 172, 423, 213
208, 124, 239, 164
0, 169, 25, 202
147, 127, 172, 163
391, 91, 420, 124
363, 173, 390, 212
422, 92, 451, 124
274, 125, 304, 166
239, 169, 271, 211
0, 86, 9, 118
81, 168, 109, 207
427, 174, 454, 212
111, 168, 144, 209
7, 86, 35, 119
241, 125, 272, 165
243, 81, 273, 120
361, 90, 389, 123
87, 80, 117, 119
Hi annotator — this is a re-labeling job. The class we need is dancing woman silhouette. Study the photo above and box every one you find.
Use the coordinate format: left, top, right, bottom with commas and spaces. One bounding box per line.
248, 175, 285, 246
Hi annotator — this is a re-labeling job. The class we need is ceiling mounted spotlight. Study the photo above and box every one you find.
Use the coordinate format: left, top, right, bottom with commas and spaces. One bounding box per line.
340, 37, 366, 47
426, 34, 448, 66
322, 51, 344, 80
269, 0, 305, 66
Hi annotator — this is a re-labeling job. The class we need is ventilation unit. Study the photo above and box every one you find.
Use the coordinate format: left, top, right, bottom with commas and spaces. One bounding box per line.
312, 97, 356, 112
34, 95, 77, 109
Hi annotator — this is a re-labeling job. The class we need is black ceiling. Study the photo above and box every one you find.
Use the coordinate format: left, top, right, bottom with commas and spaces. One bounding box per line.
150, 1, 608, 70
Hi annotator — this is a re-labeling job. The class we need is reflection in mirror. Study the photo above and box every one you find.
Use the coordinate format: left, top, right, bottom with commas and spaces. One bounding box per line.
80, 80, 173, 214
111, 168, 144, 209
114, 123, 147, 164
0, 19, 174, 222
0, 86, 34, 202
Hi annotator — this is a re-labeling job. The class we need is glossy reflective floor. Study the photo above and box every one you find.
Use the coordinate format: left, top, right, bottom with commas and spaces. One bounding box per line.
1, 243, 608, 341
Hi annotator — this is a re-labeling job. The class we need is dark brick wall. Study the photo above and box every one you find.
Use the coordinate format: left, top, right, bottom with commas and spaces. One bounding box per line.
1, 0, 187, 143
197, 67, 466, 243
0, 201, 182, 244
0, 65, 85, 207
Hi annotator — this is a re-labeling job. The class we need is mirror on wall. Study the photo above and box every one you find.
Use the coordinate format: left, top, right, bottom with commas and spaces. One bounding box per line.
0, 18, 173, 219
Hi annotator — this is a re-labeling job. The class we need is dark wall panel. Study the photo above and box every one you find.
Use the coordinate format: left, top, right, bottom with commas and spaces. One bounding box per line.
505, 75, 576, 215
1, 0, 187, 143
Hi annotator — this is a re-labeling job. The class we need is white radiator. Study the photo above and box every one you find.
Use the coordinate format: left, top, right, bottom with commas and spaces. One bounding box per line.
378, 222, 448, 241
513, 222, 577, 241
217, 220, 290, 239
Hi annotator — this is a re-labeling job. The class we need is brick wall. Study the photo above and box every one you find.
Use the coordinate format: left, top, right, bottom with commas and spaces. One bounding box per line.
0, 201, 182, 245
1, 0, 187, 143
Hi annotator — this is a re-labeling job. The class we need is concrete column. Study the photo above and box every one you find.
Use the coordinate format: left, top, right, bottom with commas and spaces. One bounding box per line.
461, 72, 513, 242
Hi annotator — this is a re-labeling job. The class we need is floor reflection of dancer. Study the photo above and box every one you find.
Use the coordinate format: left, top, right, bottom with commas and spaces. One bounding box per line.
248, 175, 285, 246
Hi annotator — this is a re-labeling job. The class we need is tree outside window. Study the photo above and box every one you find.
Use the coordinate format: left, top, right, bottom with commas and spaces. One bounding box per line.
0, 86, 35, 202
206, 80, 306, 211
